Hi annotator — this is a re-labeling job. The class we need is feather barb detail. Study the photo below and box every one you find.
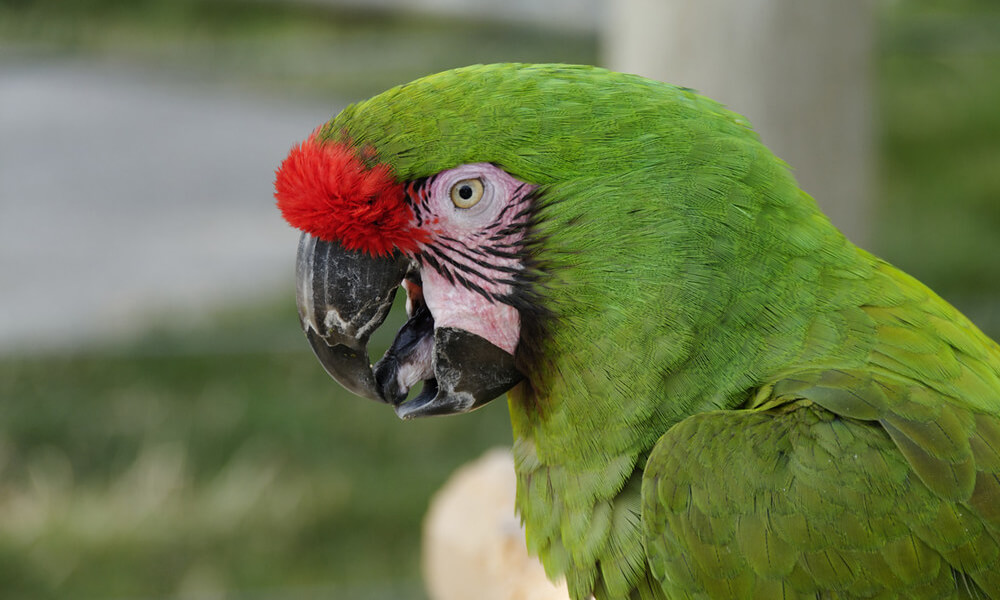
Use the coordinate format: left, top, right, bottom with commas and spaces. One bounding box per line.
274, 132, 424, 256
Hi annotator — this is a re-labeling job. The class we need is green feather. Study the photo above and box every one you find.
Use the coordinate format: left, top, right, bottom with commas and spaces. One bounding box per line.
316, 64, 1000, 599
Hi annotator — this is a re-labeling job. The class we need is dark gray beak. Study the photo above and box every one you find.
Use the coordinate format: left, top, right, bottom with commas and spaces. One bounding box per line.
296, 233, 409, 402
295, 233, 523, 418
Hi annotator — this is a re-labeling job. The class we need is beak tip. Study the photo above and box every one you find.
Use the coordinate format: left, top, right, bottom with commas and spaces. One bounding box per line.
305, 327, 384, 403
394, 407, 416, 420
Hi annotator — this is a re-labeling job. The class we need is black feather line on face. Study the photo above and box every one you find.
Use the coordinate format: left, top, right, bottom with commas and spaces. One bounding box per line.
448, 269, 497, 303
402, 174, 550, 323
475, 245, 525, 261
433, 239, 524, 275
489, 184, 525, 224
418, 251, 454, 285
405, 178, 429, 228
424, 244, 492, 281
505, 188, 559, 379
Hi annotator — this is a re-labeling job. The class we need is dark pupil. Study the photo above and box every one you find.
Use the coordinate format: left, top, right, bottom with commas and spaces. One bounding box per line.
458, 185, 473, 200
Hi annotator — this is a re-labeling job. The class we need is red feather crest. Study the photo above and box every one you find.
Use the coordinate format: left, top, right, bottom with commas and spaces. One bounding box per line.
274, 132, 424, 256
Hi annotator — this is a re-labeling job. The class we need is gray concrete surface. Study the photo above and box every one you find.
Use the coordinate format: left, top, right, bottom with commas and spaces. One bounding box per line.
1, 58, 336, 353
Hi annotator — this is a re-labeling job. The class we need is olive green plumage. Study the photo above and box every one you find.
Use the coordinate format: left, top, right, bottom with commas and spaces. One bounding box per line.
321, 64, 1000, 599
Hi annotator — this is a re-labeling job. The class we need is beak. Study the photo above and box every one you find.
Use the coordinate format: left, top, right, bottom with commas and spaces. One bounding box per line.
296, 233, 409, 402
379, 326, 523, 419
295, 233, 523, 417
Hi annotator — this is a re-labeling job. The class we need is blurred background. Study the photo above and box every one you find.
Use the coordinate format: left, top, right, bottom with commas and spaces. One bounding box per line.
0, 0, 998, 597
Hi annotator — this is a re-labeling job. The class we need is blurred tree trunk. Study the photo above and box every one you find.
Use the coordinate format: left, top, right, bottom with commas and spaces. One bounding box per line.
603, 0, 875, 246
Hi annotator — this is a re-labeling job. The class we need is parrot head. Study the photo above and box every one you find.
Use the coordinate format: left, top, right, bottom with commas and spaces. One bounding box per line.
278, 134, 534, 418
274, 63, 806, 420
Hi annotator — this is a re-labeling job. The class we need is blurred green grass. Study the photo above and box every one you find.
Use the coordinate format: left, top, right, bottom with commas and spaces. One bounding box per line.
1, 0, 999, 598
0, 300, 513, 599
877, 0, 1000, 333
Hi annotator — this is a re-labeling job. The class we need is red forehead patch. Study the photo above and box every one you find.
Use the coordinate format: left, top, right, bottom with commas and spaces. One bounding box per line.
274, 133, 424, 256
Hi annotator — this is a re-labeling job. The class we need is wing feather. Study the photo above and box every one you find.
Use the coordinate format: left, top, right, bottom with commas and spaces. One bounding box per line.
642, 371, 1000, 598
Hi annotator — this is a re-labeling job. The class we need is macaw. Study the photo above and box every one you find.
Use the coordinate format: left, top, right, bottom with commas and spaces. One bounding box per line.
274, 63, 1000, 599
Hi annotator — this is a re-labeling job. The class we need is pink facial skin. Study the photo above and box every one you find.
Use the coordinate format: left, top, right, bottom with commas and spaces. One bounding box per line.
412, 163, 537, 356
420, 267, 521, 354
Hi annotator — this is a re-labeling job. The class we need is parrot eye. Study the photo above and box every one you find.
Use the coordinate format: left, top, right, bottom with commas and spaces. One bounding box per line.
449, 178, 484, 209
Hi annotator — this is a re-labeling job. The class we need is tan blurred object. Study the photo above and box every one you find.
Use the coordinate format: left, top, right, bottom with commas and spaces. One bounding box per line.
423, 448, 571, 600
604, 0, 875, 246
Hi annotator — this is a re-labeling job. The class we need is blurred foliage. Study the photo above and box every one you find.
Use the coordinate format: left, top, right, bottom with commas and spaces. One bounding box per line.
876, 0, 1000, 333
0, 300, 512, 599
0, 0, 598, 100
0, 0, 998, 598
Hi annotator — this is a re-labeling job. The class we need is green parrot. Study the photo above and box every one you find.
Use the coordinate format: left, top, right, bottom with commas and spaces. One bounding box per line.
274, 63, 1000, 599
